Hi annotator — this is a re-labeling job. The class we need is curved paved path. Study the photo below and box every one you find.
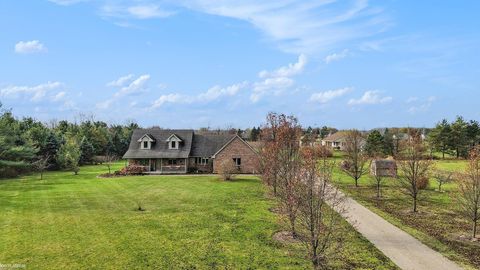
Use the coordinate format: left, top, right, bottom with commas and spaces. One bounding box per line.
335, 190, 463, 270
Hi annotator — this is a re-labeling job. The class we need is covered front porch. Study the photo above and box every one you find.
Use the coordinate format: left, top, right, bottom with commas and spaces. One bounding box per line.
141, 158, 188, 174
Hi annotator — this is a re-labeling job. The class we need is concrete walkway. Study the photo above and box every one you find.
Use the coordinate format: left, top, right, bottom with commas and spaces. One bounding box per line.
335, 190, 463, 270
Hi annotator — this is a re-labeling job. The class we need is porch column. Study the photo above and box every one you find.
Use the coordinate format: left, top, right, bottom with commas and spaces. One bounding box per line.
160, 158, 163, 173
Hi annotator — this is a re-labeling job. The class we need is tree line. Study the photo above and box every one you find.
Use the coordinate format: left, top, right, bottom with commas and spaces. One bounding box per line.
0, 104, 137, 178
428, 116, 480, 159
361, 116, 480, 160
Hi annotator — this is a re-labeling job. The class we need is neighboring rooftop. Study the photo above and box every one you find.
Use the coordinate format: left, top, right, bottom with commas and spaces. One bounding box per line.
322, 131, 348, 142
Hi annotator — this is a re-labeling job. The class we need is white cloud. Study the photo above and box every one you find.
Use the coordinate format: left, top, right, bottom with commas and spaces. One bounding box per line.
52, 91, 66, 102
197, 82, 248, 102
150, 82, 249, 109
151, 93, 184, 109
14, 40, 47, 54
406, 96, 418, 103
127, 5, 174, 19
96, 99, 113, 110
48, 0, 87, 5
107, 55, 303, 108
98, 74, 151, 109
408, 96, 436, 114
53, 0, 389, 54
250, 54, 305, 102
106, 74, 135, 87
309, 87, 352, 103
324, 49, 349, 64
348, 90, 392, 105
180, 0, 388, 54
114, 74, 150, 98
101, 3, 174, 21
251, 77, 294, 103
0, 81, 63, 102
259, 54, 307, 78
129, 101, 138, 107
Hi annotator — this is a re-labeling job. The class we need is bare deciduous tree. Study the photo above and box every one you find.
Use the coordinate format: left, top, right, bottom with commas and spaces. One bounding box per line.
370, 160, 396, 202
218, 159, 237, 181
33, 155, 50, 180
104, 153, 118, 175
371, 172, 385, 202
341, 130, 368, 187
397, 130, 433, 213
432, 170, 454, 192
260, 141, 280, 194
275, 114, 302, 237
260, 112, 281, 195
457, 146, 480, 239
296, 146, 345, 269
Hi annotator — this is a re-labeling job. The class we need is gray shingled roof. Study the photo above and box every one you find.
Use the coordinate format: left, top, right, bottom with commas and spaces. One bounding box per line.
123, 129, 194, 159
322, 131, 348, 142
190, 134, 235, 157
123, 129, 237, 159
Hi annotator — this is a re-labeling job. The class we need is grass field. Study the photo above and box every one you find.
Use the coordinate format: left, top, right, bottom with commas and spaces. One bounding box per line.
331, 157, 479, 269
0, 163, 397, 269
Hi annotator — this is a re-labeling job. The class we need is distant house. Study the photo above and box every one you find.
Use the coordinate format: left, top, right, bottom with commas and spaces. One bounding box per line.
370, 159, 397, 177
123, 129, 259, 174
321, 131, 349, 150
392, 132, 426, 142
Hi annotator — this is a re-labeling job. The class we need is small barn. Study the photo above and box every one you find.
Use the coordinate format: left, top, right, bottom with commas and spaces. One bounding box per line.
370, 159, 397, 177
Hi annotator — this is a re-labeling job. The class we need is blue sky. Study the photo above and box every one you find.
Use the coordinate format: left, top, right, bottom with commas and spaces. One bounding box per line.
0, 0, 479, 129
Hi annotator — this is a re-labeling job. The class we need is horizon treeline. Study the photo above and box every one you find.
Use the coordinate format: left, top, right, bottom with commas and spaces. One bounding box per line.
2, 105, 480, 178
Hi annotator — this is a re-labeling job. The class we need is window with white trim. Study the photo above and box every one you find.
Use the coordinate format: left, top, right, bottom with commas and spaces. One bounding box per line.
233, 157, 241, 166
166, 134, 181, 150
195, 157, 209, 165
140, 138, 152, 149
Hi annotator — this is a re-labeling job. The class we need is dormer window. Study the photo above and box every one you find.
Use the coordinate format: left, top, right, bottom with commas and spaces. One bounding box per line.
137, 134, 155, 150
166, 134, 182, 150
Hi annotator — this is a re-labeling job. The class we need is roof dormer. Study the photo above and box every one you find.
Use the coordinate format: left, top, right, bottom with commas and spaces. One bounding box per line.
166, 134, 182, 150
137, 134, 155, 150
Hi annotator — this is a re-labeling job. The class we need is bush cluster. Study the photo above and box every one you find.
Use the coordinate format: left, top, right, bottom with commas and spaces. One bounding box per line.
114, 165, 146, 176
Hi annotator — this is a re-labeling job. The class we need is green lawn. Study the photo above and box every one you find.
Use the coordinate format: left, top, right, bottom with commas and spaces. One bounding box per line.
0, 163, 396, 269
332, 159, 479, 270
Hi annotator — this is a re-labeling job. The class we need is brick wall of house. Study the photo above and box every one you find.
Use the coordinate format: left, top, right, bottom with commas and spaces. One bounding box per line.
213, 137, 259, 174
